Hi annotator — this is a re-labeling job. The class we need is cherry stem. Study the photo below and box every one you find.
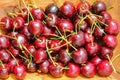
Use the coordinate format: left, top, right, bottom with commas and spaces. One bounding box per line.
6, 49, 19, 66
0, 22, 5, 24
0, 59, 5, 68
16, 0, 23, 13
0, 34, 16, 40
18, 54, 29, 62
106, 54, 117, 73
107, 6, 114, 11
112, 53, 120, 63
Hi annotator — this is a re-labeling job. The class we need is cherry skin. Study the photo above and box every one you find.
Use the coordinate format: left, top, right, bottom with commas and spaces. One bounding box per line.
100, 46, 113, 59
60, 1, 75, 17
103, 35, 118, 48
0, 49, 11, 63
72, 48, 88, 64
71, 31, 85, 47
26, 44, 36, 55
100, 11, 112, 21
58, 19, 74, 34
77, 1, 91, 14
27, 62, 36, 73
8, 46, 20, 57
81, 62, 96, 78
34, 36, 46, 49
28, 20, 43, 36
12, 17, 25, 29
49, 62, 64, 78
97, 60, 113, 77
18, 8, 28, 21
94, 27, 104, 39
84, 32, 94, 43
92, 1, 106, 14
0, 17, 12, 30
66, 62, 80, 77
105, 19, 119, 35
45, 3, 59, 15
13, 65, 26, 80
34, 49, 47, 64
90, 56, 102, 66
0, 35, 10, 49
45, 13, 59, 27
31, 8, 44, 20
39, 60, 50, 73
85, 42, 100, 56
0, 66, 9, 79
59, 49, 71, 64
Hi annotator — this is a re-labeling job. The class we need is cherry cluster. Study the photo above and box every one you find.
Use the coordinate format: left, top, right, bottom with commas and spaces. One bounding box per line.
0, 0, 119, 79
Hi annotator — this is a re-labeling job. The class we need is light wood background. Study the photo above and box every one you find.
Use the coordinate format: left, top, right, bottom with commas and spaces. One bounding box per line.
0, 0, 120, 80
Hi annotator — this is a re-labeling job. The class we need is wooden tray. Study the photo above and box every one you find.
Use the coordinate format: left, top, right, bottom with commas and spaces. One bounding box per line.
0, 0, 120, 80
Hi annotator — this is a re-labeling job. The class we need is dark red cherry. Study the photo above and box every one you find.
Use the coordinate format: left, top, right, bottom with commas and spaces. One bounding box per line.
94, 27, 104, 39
92, 1, 106, 14
0, 67, 9, 79
58, 19, 74, 33
49, 62, 64, 78
100, 46, 113, 59
105, 19, 119, 35
26, 44, 36, 55
85, 42, 100, 56
31, 8, 44, 20
59, 49, 71, 64
45, 3, 59, 14
71, 31, 85, 47
72, 48, 88, 64
60, 1, 75, 17
49, 40, 61, 52
90, 56, 102, 66
0, 17, 12, 30
103, 35, 117, 48
77, 1, 91, 14
39, 60, 50, 73
97, 60, 113, 77
12, 17, 25, 29
0, 35, 10, 49
0, 49, 11, 63
45, 13, 59, 27
18, 8, 28, 20
28, 20, 43, 36
84, 32, 94, 43
66, 62, 80, 77
34, 36, 46, 49
81, 62, 96, 78
100, 11, 112, 21
27, 62, 36, 73
34, 49, 47, 64
8, 46, 20, 56
13, 65, 26, 80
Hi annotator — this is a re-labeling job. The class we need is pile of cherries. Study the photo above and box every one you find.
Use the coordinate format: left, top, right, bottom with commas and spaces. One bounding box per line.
0, 0, 119, 79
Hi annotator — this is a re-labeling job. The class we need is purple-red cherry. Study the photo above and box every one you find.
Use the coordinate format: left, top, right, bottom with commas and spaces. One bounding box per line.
90, 56, 102, 66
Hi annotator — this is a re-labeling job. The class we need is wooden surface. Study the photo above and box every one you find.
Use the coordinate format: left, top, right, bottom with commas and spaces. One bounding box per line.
0, 0, 120, 80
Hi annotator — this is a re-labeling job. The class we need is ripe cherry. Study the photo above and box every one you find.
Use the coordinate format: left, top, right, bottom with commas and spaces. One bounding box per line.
18, 8, 28, 21
72, 48, 88, 64
94, 27, 104, 39
27, 62, 36, 73
90, 56, 102, 66
8, 46, 20, 57
100, 11, 112, 21
0, 65, 9, 79
84, 32, 94, 43
66, 62, 80, 77
26, 44, 36, 55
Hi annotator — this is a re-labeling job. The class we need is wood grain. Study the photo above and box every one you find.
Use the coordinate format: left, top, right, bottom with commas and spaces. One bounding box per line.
0, 0, 120, 80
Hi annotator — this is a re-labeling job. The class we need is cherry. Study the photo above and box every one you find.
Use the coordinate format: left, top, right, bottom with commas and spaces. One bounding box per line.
58, 19, 74, 33
18, 8, 28, 21
34, 36, 46, 49
26, 44, 36, 55
100, 11, 112, 21
94, 27, 104, 39
49, 40, 61, 52
77, 1, 91, 14
39, 60, 50, 73
71, 31, 85, 47
81, 62, 96, 78
103, 35, 117, 48
49, 62, 64, 78
0, 35, 10, 49
90, 56, 102, 66
27, 62, 36, 73
59, 49, 71, 64
85, 42, 100, 56
84, 32, 94, 43
105, 19, 119, 35
0, 49, 11, 63
45, 13, 59, 27
45, 3, 59, 15
31, 8, 44, 20
97, 60, 113, 77
34, 49, 47, 64
72, 48, 88, 64
92, 1, 106, 14
66, 62, 80, 77
0, 17, 12, 30
28, 20, 43, 36
8, 46, 20, 56
13, 65, 26, 80
0, 66, 9, 79
12, 17, 25, 29
60, 1, 75, 17
100, 46, 113, 59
